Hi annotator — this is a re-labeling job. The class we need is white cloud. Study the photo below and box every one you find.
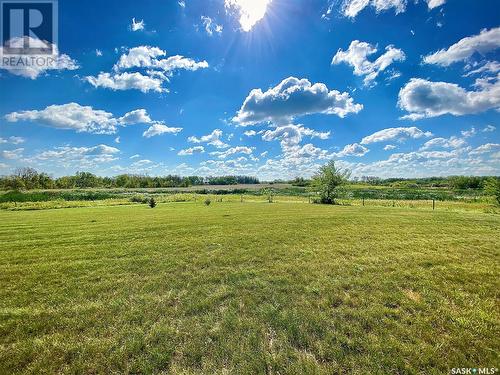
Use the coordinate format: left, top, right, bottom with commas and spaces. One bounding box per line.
332, 40, 405, 86
114, 46, 165, 70
96, 49, 103, 57
118, 109, 153, 124
0, 136, 25, 145
261, 125, 330, 152
85, 72, 166, 93
113, 46, 208, 73
0, 36, 78, 79
461, 127, 477, 138
86, 46, 208, 93
178, 146, 205, 156
383, 144, 397, 151
188, 129, 229, 149
233, 77, 362, 125
225, 0, 272, 32
398, 78, 500, 120
419, 136, 466, 150
201, 16, 223, 36
463, 61, 500, 77
469, 143, 500, 155
143, 124, 182, 138
341, 0, 406, 18
350, 149, 500, 178
210, 146, 253, 159
114, 137, 120, 144
130, 154, 141, 159
131, 18, 145, 32
335, 143, 369, 157
426, 0, 445, 9
423, 27, 500, 67
361, 126, 432, 144
483, 125, 496, 132
1, 148, 24, 160
244, 130, 257, 137
5, 103, 159, 134
178, 1, 186, 8
27, 145, 120, 168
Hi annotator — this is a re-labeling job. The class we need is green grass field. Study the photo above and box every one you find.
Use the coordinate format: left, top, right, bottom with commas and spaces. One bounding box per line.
1, 202, 499, 374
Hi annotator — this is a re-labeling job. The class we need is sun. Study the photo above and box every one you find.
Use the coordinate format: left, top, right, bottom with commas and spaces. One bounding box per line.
225, 0, 272, 32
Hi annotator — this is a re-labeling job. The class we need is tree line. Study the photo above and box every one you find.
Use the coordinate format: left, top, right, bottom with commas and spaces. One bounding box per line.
292, 175, 498, 190
0, 168, 260, 190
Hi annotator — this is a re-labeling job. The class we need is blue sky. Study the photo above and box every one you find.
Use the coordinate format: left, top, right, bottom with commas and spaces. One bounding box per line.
0, 0, 499, 179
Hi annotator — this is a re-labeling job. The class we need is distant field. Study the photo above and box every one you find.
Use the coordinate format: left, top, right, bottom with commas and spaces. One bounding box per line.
1, 202, 499, 374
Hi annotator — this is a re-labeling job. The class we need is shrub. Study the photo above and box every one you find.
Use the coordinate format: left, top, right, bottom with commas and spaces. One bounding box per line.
149, 197, 157, 208
130, 195, 148, 204
204, 198, 211, 206
484, 178, 500, 205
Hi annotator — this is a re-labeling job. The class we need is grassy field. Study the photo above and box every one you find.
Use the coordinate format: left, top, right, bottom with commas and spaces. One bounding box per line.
0, 202, 499, 374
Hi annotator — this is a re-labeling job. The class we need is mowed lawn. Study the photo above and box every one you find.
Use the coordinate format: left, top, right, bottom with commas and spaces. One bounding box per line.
0, 203, 499, 374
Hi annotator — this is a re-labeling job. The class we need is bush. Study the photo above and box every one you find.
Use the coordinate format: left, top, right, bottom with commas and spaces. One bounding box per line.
130, 195, 148, 204
204, 198, 211, 206
149, 197, 157, 208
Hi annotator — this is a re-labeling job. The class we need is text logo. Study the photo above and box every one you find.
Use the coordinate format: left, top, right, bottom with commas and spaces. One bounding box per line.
1, 1, 57, 55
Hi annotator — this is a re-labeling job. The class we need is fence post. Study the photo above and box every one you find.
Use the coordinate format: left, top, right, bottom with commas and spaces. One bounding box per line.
362, 197, 365, 206
432, 199, 435, 210
308, 196, 311, 204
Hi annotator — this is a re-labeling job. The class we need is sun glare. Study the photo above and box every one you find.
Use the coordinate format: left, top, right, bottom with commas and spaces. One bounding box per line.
225, 0, 272, 32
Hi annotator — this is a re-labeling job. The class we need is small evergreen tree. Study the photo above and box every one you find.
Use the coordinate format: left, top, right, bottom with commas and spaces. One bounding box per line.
149, 197, 157, 208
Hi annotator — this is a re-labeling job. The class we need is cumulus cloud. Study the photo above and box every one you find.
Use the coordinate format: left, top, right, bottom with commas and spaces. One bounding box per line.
1, 148, 24, 160
210, 146, 253, 159
361, 126, 432, 144
423, 27, 500, 67
24, 145, 120, 170
5, 103, 162, 135
341, 0, 406, 18
131, 18, 145, 32
383, 144, 397, 151
426, 0, 446, 9
261, 124, 330, 152
461, 127, 477, 138
469, 143, 500, 155
334, 143, 369, 157
419, 136, 467, 150
85, 46, 208, 93
178, 146, 205, 156
332, 40, 405, 86
85, 72, 166, 93
351, 148, 499, 178
463, 61, 500, 77
225, 0, 271, 32
0, 36, 78, 79
398, 78, 500, 120
143, 124, 182, 138
201, 16, 223, 36
113, 46, 208, 73
233, 77, 362, 125
188, 129, 229, 149
0, 136, 25, 145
